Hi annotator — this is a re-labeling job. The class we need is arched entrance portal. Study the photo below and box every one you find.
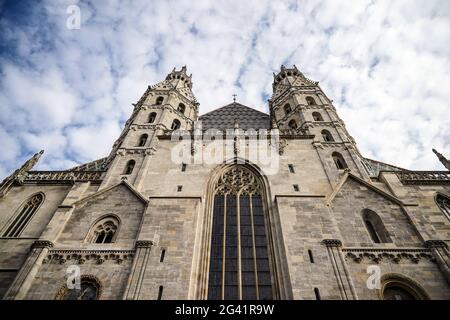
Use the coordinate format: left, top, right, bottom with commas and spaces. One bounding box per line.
207, 165, 274, 300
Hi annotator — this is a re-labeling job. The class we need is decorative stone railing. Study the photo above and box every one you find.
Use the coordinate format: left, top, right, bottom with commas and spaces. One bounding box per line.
24, 171, 104, 183
342, 247, 434, 264
394, 171, 450, 185
43, 249, 135, 265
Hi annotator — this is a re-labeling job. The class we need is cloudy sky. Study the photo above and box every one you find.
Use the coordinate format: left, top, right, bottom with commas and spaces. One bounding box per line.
0, 0, 449, 178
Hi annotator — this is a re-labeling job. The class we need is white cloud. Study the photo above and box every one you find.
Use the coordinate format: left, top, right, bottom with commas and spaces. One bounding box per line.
0, 0, 449, 178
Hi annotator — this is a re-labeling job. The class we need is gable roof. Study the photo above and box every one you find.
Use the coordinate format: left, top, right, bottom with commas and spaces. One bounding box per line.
199, 102, 270, 130
73, 180, 148, 207
326, 171, 404, 206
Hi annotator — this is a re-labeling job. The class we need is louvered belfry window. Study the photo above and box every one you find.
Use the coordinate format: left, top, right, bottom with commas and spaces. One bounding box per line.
208, 166, 273, 300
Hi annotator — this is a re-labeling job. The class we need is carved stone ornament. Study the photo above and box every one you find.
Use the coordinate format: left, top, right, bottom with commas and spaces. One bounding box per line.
424, 240, 448, 249
321, 239, 343, 247
343, 249, 434, 265
43, 250, 134, 265
278, 139, 287, 155
215, 166, 262, 196
31, 240, 54, 249
136, 240, 154, 248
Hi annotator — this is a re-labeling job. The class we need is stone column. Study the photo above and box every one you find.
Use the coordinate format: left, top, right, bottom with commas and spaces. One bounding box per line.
322, 239, 357, 300
3, 240, 53, 300
122, 240, 153, 300
425, 240, 450, 285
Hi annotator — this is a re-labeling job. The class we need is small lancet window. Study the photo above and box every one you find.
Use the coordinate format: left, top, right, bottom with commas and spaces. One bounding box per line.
436, 193, 450, 221
314, 288, 321, 300
124, 160, 136, 175
148, 112, 157, 123
308, 250, 314, 263
362, 209, 391, 243
1, 193, 44, 237
138, 134, 148, 147
156, 96, 164, 105
288, 119, 298, 130
178, 103, 186, 114
312, 112, 323, 121
88, 216, 119, 244
171, 119, 181, 130
284, 103, 292, 115
288, 164, 295, 173
332, 152, 347, 170
321, 130, 334, 142
306, 96, 317, 105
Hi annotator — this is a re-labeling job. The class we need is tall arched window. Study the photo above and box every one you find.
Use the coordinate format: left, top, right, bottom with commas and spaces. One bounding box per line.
208, 166, 274, 300
312, 112, 323, 121
156, 96, 164, 105
332, 152, 347, 170
306, 96, 316, 105
362, 209, 391, 243
1, 193, 44, 237
124, 160, 136, 175
283, 103, 291, 115
171, 119, 181, 130
178, 103, 186, 114
321, 130, 334, 142
138, 134, 148, 147
288, 119, 297, 130
435, 193, 450, 221
87, 215, 120, 244
148, 112, 157, 123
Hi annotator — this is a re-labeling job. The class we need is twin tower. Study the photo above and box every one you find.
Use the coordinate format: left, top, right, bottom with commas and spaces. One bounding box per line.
100, 65, 370, 191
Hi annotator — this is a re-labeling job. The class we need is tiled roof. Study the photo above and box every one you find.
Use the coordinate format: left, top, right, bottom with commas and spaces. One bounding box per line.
199, 103, 270, 130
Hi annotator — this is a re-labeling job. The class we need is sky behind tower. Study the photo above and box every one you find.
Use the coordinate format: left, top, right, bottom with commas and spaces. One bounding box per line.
0, 0, 449, 178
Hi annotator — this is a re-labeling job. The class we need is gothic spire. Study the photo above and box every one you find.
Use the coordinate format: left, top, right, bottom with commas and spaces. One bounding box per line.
0, 150, 44, 198
432, 149, 450, 171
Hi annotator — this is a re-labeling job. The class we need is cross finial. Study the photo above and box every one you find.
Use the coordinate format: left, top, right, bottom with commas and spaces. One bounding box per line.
232, 94, 237, 103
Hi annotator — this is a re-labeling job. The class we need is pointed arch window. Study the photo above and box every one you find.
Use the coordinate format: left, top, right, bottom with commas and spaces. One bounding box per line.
362, 209, 391, 243
312, 112, 323, 121
332, 152, 347, 170
321, 130, 334, 142
178, 103, 186, 114
171, 119, 181, 130
124, 160, 136, 175
1, 193, 44, 237
283, 104, 291, 115
148, 112, 157, 123
436, 193, 450, 221
288, 119, 297, 130
138, 134, 148, 147
381, 274, 429, 300
56, 275, 102, 300
208, 166, 274, 300
156, 96, 164, 105
87, 215, 119, 244
306, 96, 317, 105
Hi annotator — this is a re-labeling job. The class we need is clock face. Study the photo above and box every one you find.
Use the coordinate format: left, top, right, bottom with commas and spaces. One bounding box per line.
64, 281, 99, 300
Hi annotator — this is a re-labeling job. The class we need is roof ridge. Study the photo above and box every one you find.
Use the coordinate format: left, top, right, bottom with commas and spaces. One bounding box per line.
199, 102, 269, 118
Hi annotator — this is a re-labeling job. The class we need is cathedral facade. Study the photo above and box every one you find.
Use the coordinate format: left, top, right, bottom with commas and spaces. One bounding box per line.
0, 66, 449, 300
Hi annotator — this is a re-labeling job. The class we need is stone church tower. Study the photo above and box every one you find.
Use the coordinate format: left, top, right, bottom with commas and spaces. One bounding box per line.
0, 66, 449, 300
